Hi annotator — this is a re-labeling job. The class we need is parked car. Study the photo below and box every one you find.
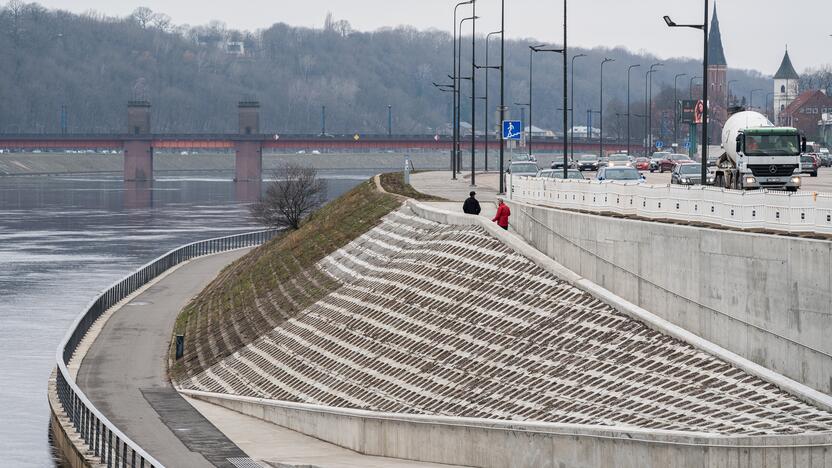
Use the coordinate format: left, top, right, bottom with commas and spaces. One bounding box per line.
658, 153, 694, 173
596, 167, 646, 183
649, 152, 672, 172
606, 153, 633, 168
800, 154, 819, 177
572, 154, 600, 171
818, 152, 832, 167
551, 157, 573, 170
507, 161, 541, 177
634, 157, 650, 171
671, 163, 712, 185
537, 169, 586, 180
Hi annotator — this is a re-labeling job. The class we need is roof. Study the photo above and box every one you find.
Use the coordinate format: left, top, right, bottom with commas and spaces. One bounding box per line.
774, 50, 800, 80
781, 90, 832, 117
708, 5, 727, 66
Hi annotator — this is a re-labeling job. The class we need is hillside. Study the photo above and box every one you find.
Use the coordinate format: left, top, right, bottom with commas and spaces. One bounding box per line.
0, 2, 782, 135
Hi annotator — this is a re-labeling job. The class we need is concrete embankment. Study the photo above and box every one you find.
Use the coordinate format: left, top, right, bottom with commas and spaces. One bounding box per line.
504, 198, 832, 397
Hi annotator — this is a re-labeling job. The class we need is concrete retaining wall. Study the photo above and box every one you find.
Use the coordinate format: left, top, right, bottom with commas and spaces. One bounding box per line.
184, 390, 832, 468
504, 200, 832, 396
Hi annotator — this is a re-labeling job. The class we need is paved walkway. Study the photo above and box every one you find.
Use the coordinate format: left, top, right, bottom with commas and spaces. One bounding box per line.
410, 171, 502, 202
77, 250, 252, 467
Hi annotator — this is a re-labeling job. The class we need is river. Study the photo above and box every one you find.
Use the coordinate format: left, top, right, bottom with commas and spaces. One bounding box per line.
0, 171, 372, 467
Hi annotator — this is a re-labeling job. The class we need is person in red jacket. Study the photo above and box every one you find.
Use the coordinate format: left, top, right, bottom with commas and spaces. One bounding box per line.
492, 198, 511, 230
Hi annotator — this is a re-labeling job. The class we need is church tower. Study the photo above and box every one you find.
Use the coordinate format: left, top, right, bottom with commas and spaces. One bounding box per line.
707, 4, 727, 144
773, 48, 799, 125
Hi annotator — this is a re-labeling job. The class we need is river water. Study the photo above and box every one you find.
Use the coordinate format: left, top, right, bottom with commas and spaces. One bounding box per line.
0, 171, 372, 467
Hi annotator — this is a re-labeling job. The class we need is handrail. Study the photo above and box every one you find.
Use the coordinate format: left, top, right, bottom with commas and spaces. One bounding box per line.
53, 228, 279, 467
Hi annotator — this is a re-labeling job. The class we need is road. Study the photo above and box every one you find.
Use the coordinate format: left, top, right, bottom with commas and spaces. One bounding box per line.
76, 249, 252, 468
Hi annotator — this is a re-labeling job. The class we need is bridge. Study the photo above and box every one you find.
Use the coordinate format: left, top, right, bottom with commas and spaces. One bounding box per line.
0, 101, 629, 182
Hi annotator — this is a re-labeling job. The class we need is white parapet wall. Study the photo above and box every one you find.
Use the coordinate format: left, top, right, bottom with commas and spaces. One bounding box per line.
503, 194, 832, 396
511, 176, 832, 235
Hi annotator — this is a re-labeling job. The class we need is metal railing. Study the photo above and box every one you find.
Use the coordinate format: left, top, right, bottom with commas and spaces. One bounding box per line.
512, 176, 832, 235
54, 229, 279, 467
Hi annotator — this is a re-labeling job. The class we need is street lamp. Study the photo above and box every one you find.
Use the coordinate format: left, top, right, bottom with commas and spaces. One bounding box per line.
452, 0, 474, 180
528, 44, 564, 159
664, 1, 711, 182
456, 15, 478, 178
498, 0, 507, 194
674, 73, 687, 146
727, 79, 738, 111
627, 64, 641, 156
689, 76, 701, 99
478, 30, 503, 173
749, 88, 763, 112
648, 63, 663, 153
570, 53, 587, 161
468, 4, 478, 187
600, 57, 615, 158
644, 63, 662, 155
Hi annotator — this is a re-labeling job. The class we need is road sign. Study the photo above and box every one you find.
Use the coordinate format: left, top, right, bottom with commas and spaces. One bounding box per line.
655, 140, 664, 149
353, 133, 360, 141
683, 141, 691, 150
502, 120, 522, 141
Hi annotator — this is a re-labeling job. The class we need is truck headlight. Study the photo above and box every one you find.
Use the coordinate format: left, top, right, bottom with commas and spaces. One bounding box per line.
791, 176, 801, 185
745, 176, 756, 184
681, 178, 690, 183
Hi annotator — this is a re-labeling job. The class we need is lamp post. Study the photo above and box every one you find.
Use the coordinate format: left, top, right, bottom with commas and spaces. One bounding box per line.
387, 105, 392, 136
664, 1, 710, 182
469, 4, 477, 187
674, 73, 687, 146
727, 79, 738, 111
627, 64, 641, 156
749, 88, 763, 112
644, 64, 662, 155
648, 63, 663, 154
600, 58, 615, 158
528, 45, 564, 159
570, 53, 587, 161
689, 76, 701, 99
561, 0, 569, 179
456, 15, 477, 177
498, 0, 507, 194
452, 1, 474, 180
480, 30, 503, 173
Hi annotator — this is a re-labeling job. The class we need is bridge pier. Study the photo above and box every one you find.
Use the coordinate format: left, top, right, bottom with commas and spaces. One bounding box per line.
235, 101, 263, 182
124, 101, 153, 182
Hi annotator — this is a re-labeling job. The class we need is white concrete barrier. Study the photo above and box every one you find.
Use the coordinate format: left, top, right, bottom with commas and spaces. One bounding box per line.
512, 177, 832, 235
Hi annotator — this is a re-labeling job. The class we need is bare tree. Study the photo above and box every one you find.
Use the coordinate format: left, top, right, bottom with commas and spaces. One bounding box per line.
131, 6, 153, 29
250, 164, 325, 230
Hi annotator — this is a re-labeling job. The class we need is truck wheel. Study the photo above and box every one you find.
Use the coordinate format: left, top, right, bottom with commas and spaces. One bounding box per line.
787, 187, 798, 192
812, 172, 818, 177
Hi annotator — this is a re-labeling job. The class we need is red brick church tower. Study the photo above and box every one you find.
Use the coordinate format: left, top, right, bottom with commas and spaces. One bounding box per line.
707, 4, 727, 144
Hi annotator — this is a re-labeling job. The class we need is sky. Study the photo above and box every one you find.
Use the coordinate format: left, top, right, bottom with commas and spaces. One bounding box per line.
33, 0, 832, 74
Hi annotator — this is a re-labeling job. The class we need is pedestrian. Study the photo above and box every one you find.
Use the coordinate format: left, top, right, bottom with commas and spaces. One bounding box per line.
463, 191, 481, 215
492, 197, 511, 231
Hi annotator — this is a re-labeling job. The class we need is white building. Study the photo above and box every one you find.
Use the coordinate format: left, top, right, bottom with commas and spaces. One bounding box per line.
773, 48, 800, 126
568, 125, 600, 139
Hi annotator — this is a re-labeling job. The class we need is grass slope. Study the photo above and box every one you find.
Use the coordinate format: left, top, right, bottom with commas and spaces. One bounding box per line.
170, 179, 402, 381
379, 172, 446, 201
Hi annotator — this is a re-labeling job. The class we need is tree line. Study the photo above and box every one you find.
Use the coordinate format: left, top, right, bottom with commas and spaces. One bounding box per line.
1, 1, 823, 136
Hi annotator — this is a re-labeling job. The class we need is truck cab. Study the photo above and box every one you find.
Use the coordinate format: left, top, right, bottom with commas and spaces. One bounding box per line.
733, 128, 803, 190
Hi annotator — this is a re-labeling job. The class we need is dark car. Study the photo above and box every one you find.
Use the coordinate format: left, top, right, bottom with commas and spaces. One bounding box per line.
551, 157, 573, 170
538, 169, 586, 180
671, 163, 710, 185
572, 154, 600, 171
596, 166, 646, 183
658, 153, 693, 173
800, 154, 819, 177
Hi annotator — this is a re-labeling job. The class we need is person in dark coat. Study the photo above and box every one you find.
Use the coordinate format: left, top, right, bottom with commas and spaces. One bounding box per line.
462, 191, 481, 215
492, 197, 511, 230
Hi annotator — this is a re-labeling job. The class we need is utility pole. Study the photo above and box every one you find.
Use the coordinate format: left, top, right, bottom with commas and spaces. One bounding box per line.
627, 64, 640, 156
599, 58, 615, 158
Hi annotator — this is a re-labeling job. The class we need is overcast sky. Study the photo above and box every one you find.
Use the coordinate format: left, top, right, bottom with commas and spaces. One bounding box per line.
34, 0, 832, 74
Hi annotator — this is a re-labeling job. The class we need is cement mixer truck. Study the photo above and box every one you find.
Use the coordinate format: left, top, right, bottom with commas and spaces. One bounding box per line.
712, 111, 805, 191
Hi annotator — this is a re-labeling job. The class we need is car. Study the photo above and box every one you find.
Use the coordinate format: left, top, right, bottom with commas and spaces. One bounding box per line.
819, 152, 832, 168
658, 153, 694, 173
800, 154, 819, 177
596, 166, 646, 183
551, 157, 573, 170
606, 153, 632, 168
649, 152, 672, 172
507, 161, 540, 177
671, 163, 712, 185
634, 157, 650, 171
571, 154, 600, 171
537, 169, 585, 180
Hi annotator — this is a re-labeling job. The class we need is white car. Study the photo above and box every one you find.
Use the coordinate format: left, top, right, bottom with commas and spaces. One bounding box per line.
507, 161, 540, 177
596, 167, 646, 183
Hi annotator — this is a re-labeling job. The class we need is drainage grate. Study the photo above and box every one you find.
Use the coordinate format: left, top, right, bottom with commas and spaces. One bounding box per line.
228, 458, 264, 468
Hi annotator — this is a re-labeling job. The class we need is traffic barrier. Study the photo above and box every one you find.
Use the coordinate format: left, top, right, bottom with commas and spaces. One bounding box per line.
512, 177, 832, 234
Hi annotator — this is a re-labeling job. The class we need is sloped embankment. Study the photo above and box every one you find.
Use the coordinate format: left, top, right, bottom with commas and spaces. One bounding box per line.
170, 179, 402, 381
176, 200, 832, 436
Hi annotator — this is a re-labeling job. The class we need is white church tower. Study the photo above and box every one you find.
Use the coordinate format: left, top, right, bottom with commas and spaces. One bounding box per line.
773, 48, 799, 125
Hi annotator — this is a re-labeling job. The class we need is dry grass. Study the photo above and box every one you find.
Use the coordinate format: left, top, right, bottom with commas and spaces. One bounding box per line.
170, 179, 402, 381
379, 172, 446, 201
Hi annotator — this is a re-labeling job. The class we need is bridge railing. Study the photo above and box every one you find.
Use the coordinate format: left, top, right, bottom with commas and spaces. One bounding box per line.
54, 229, 280, 467
512, 176, 832, 235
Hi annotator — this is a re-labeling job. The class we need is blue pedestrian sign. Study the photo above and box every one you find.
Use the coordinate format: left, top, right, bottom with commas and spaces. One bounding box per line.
655, 140, 664, 149
502, 120, 522, 141
683, 141, 691, 150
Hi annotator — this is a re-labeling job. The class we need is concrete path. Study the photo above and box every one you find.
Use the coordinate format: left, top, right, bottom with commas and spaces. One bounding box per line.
77, 249, 251, 468
410, 171, 502, 202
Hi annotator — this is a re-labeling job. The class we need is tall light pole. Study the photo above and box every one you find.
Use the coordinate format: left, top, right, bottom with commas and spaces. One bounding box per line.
749, 88, 763, 112
674, 73, 687, 147
570, 53, 587, 161
648, 63, 663, 153
627, 64, 641, 156
689, 76, 701, 99
498, 0, 506, 194
456, 15, 477, 176
644, 64, 661, 155
480, 30, 502, 173
452, 0, 474, 180
727, 79, 738, 111
599, 58, 615, 158
664, 0, 710, 183
527, 45, 563, 159
469, 2, 477, 187
387, 105, 392, 136
561, 0, 569, 179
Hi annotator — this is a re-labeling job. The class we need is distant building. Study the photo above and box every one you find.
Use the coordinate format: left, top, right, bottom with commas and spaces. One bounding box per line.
226, 41, 245, 56
525, 125, 554, 137
780, 90, 832, 140
569, 125, 600, 139
773, 49, 800, 126
707, 5, 727, 144
820, 113, 832, 145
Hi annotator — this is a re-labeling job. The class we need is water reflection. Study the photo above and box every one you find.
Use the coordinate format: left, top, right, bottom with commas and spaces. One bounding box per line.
123, 180, 154, 209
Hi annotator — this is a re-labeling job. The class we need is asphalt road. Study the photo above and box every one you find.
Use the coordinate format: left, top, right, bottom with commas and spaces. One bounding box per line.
76, 249, 251, 468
